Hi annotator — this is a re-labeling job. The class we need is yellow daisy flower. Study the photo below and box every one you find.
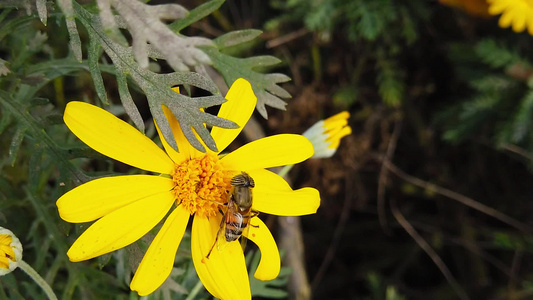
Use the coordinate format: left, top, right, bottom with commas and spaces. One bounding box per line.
0, 227, 23, 276
488, 0, 533, 34
56, 78, 320, 299
302, 111, 351, 159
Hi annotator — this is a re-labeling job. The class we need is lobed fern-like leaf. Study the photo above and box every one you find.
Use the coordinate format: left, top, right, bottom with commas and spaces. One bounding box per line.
475, 39, 525, 69
202, 30, 292, 118
57, 0, 82, 62
377, 56, 405, 107
169, 0, 225, 33
96, 0, 212, 72
75, 2, 237, 152
511, 90, 533, 143
345, 0, 396, 42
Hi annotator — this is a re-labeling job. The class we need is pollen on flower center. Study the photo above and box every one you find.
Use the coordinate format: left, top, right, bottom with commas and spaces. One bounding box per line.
171, 154, 232, 218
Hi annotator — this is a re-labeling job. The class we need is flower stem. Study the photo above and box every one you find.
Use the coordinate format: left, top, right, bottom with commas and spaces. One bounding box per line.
277, 164, 294, 178
17, 260, 58, 300
185, 279, 204, 300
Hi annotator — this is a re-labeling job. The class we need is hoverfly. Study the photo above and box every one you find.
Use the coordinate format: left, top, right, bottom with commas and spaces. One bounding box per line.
206, 172, 257, 258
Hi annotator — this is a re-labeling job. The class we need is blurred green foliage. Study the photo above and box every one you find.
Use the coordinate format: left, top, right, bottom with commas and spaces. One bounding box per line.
264, 0, 533, 299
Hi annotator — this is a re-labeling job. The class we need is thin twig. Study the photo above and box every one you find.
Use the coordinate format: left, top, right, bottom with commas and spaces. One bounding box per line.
410, 221, 512, 276
390, 199, 470, 300
382, 160, 532, 233
377, 118, 402, 234
499, 143, 533, 161
311, 174, 353, 291
507, 250, 523, 300
266, 28, 309, 49
185, 280, 204, 300
279, 216, 312, 300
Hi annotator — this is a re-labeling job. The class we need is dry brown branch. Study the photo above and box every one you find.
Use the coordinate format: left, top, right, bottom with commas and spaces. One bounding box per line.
390, 198, 470, 300
311, 174, 352, 291
377, 118, 402, 234
382, 160, 532, 233
279, 216, 312, 300
507, 250, 523, 299
266, 28, 309, 49
499, 143, 533, 161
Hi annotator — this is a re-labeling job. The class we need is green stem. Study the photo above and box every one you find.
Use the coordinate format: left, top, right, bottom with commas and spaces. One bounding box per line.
185, 279, 204, 300
17, 260, 58, 300
277, 164, 294, 178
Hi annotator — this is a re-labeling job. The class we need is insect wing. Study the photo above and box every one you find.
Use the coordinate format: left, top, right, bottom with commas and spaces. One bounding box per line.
215, 221, 230, 252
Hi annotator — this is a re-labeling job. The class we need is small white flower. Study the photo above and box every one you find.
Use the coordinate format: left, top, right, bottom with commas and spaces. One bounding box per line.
303, 112, 351, 158
0, 227, 23, 276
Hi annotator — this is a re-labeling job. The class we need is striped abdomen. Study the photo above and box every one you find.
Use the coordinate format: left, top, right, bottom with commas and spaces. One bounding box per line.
224, 204, 252, 242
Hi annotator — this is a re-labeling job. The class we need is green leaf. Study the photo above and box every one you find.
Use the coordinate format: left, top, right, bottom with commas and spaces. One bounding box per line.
58, 0, 83, 62
116, 69, 145, 133
304, 0, 335, 32
469, 75, 515, 93
88, 36, 109, 105
8, 126, 26, 166
169, 0, 225, 32
377, 57, 404, 107
213, 29, 263, 49
248, 250, 290, 298
203, 33, 292, 118
511, 90, 533, 143
476, 39, 525, 69
74, 2, 237, 152
36, 0, 47, 25
346, 0, 396, 41
0, 112, 12, 135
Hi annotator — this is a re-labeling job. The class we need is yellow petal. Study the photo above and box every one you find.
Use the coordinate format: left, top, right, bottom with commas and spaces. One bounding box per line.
57, 175, 173, 223
131, 206, 190, 296
499, 11, 514, 28
191, 216, 251, 300
253, 187, 320, 216
488, 0, 509, 15
246, 217, 280, 280
211, 78, 257, 153
67, 191, 175, 262
221, 134, 314, 171
327, 126, 352, 149
510, 7, 526, 32
527, 10, 533, 35
0, 256, 8, 270
64, 101, 174, 174
246, 169, 292, 191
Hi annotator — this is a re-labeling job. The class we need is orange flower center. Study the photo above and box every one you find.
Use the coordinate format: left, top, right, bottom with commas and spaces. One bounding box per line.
0, 234, 14, 269
171, 154, 232, 218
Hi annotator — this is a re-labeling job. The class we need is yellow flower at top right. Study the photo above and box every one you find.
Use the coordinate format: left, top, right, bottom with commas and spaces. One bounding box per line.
488, 0, 533, 34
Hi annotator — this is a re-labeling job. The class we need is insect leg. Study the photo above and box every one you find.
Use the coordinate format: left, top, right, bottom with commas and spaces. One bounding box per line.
206, 216, 226, 259
250, 210, 260, 228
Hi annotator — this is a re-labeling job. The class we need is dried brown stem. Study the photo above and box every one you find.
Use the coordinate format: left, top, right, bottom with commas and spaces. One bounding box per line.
390, 198, 470, 300
499, 143, 533, 161
266, 28, 309, 49
382, 160, 532, 233
377, 118, 402, 234
311, 175, 352, 291
279, 216, 312, 300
